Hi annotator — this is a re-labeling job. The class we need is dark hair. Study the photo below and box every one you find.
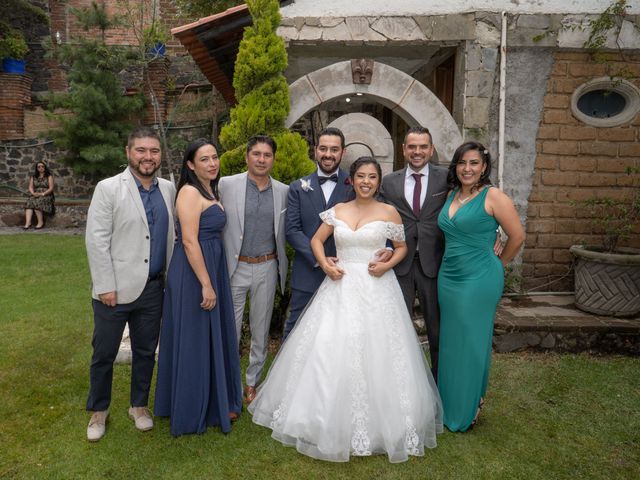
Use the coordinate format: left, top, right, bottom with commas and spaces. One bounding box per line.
177, 138, 219, 200
317, 127, 345, 148
32, 161, 52, 178
128, 126, 161, 148
404, 126, 432, 144
246, 135, 277, 156
349, 156, 382, 182
447, 141, 493, 191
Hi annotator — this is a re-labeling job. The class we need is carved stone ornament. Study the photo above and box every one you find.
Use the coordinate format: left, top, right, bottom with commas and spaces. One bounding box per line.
351, 59, 374, 84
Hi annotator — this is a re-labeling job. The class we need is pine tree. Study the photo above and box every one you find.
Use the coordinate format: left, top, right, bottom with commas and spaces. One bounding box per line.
46, 2, 144, 177
219, 0, 314, 183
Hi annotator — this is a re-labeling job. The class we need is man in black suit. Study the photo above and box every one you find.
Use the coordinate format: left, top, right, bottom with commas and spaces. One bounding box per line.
379, 126, 448, 381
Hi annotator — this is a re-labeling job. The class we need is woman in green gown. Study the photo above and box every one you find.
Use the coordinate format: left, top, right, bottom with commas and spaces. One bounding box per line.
437, 142, 525, 432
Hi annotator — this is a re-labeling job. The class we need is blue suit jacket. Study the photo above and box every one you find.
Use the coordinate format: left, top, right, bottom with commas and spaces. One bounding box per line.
286, 169, 354, 293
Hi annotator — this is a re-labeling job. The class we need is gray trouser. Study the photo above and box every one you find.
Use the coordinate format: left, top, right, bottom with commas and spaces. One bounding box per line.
230, 259, 278, 387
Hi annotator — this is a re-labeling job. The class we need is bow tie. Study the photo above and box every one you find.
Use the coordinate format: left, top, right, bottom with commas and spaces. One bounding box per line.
318, 174, 338, 185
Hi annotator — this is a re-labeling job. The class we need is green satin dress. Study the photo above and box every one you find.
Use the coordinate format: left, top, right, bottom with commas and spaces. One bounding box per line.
436, 187, 504, 432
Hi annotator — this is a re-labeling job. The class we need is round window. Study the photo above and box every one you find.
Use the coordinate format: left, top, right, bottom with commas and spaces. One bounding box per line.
571, 77, 640, 127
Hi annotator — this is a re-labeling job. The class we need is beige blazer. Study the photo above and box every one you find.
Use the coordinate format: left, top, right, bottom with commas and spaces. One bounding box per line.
219, 172, 288, 292
85, 167, 176, 303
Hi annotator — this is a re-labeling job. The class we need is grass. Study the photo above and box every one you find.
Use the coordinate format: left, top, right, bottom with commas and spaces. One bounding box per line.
1, 234, 639, 479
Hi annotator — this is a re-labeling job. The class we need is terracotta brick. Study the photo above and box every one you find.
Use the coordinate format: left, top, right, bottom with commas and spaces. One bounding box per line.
619, 143, 640, 156
536, 233, 577, 249
578, 173, 617, 187
541, 141, 579, 155
597, 128, 636, 142
568, 63, 607, 78
608, 62, 640, 77
554, 204, 576, 217
526, 220, 555, 234
579, 141, 618, 156
558, 157, 596, 172
596, 158, 635, 173
537, 125, 559, 140
527, 204, 538, 217
559, 189, 598, 202
543, 94, 569, 109
550, 62, 567, 77
555, 220, 577, 234
522, 248, 553, 262
541, 171, 579, 186
550, 78, 579, 94
538, 204, 556, 217
528, 188, 555, 203
559, 126, 597, 140
596, 188, 631, 201
543, 109, 572, 124
554, 52, 590, 61
617, 174, 638, 187
535, 154, 558, 169
574, 221, 593, 234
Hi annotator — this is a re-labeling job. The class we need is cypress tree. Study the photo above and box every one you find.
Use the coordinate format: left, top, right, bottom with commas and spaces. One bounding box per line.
219, 0, 314, 183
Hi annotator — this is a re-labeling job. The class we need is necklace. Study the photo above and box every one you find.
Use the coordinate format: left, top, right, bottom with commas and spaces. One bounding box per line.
457, 192, 474, 204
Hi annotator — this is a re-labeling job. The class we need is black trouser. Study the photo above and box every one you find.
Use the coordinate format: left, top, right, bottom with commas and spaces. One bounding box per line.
86, 278, 163, 411
396, 255, 440, 383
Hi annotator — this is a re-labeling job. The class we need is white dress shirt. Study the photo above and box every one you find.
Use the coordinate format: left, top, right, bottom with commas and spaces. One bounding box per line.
318, 167, 339, 204
404, 164, 429, 210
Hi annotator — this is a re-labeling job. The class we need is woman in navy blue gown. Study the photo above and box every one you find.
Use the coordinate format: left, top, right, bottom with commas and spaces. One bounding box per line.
155, 139, 242, 436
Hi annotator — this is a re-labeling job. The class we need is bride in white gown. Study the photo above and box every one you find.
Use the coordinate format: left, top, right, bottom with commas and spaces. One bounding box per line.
248, 157, 443, 463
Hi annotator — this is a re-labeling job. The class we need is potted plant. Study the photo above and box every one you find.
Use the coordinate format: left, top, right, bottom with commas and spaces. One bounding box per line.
569, 167, 640, 316
143, 23, 169, 58
0, 31, 29, 74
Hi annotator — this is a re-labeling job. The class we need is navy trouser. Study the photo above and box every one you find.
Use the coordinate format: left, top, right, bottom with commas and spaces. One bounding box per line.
86, 278, 163, 411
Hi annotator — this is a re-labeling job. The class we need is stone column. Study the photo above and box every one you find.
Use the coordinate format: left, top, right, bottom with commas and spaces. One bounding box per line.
0, 74, 32, 140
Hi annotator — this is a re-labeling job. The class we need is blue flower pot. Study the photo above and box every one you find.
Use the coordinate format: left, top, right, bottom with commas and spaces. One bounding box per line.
2, 58, 26, 74
147, 42, 166, 57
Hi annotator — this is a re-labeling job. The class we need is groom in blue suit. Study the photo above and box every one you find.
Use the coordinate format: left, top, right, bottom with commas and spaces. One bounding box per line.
283, 128, 354, 339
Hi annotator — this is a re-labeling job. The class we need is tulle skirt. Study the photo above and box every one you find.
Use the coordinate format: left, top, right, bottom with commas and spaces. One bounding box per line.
249, 261, 443, 462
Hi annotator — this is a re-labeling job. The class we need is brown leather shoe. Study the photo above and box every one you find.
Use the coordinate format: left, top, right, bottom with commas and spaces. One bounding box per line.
244, 385, 256, 404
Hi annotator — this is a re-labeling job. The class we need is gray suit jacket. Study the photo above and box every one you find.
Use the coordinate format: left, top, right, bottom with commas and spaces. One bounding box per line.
379, 164, 448, 278
219, 172, 289, 292
85, 167, 176, 303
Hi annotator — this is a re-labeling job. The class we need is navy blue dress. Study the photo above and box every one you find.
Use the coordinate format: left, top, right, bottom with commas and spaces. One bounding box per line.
154, 204, 242, 436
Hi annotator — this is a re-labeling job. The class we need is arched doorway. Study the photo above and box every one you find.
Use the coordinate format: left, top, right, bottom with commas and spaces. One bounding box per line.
286, 60, 462, 165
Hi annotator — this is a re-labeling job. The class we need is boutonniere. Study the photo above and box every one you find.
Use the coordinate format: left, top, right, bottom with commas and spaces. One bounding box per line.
344, 177, 351, 186
301, 179, 314, 192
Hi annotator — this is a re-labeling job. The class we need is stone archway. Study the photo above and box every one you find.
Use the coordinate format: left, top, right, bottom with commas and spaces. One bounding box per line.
286, 60, 462, 164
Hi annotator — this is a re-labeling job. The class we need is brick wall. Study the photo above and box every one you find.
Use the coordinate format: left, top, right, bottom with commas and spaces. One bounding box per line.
0, 74, 33, 140
523, 52, 640, 291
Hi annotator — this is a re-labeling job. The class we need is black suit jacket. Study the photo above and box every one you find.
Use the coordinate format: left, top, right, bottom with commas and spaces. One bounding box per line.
379, 164, 448, 278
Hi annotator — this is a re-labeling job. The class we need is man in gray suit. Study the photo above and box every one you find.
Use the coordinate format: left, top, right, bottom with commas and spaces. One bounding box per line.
85, 126, 176, 441
218, 135, 288, 403
379, 126, 448, 381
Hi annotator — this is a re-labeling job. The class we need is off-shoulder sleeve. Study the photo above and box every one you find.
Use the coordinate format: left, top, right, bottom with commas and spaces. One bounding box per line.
319, 207, 337, 226
385, 222, 405, 242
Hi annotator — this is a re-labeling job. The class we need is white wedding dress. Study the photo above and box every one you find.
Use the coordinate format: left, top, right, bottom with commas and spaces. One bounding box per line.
248, 207, 443, 463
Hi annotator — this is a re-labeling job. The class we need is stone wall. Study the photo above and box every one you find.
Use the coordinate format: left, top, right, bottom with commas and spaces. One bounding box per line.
522, 52, 640, 292
0, 122, 212, 199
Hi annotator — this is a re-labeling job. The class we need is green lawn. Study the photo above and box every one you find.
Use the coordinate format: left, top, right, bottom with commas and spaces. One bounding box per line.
1, 234, 639, 479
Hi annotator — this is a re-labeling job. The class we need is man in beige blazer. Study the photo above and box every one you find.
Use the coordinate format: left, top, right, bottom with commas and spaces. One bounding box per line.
85, 127, 176, 441
219, 135, 288, 403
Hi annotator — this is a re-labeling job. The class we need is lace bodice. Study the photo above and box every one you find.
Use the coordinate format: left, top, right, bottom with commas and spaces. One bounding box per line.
319, 207, 405, 264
